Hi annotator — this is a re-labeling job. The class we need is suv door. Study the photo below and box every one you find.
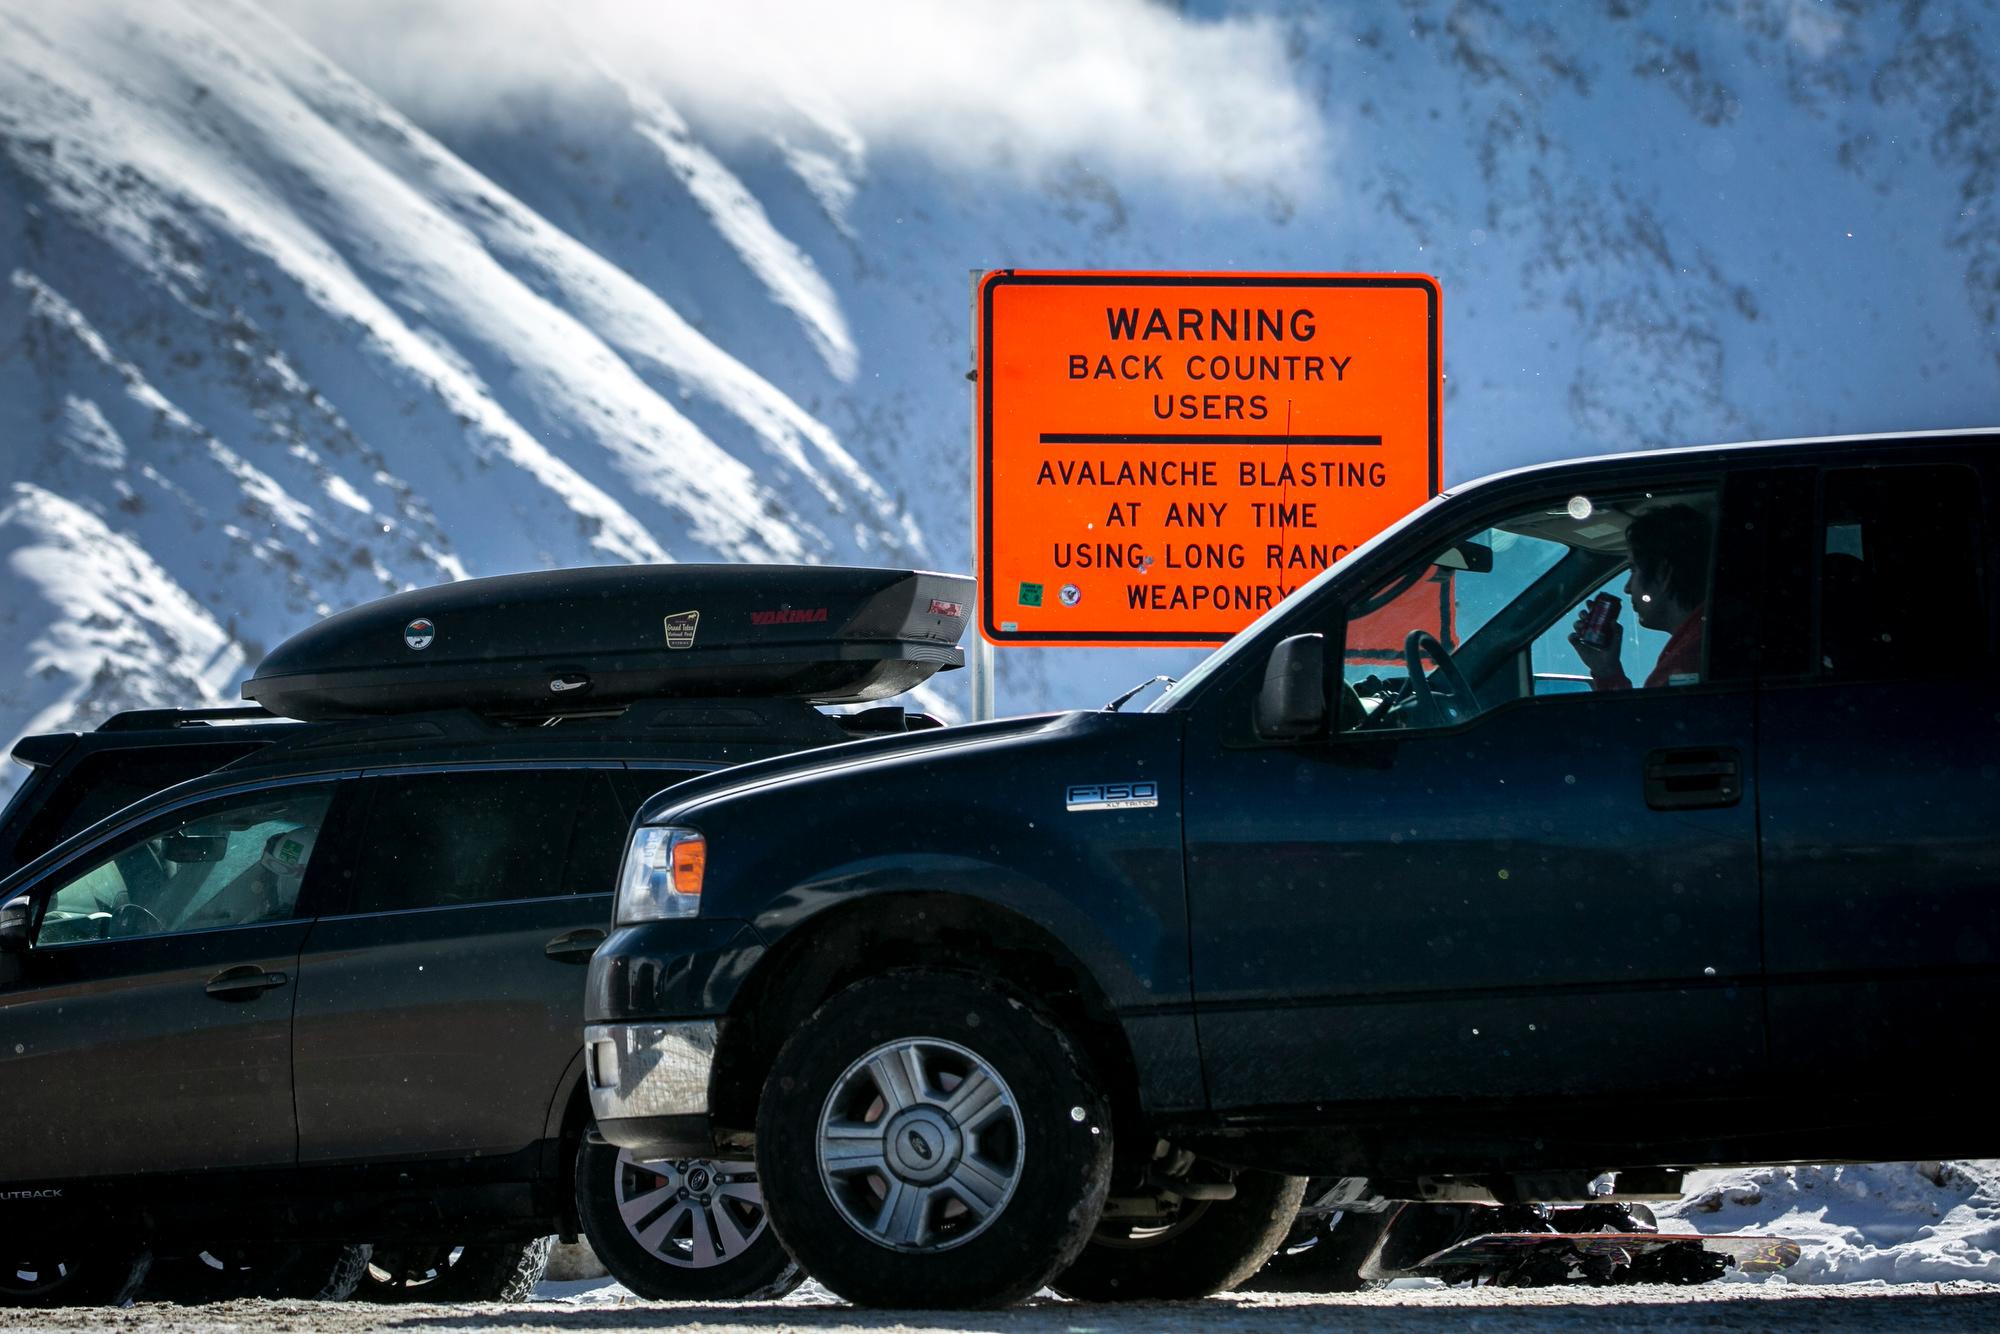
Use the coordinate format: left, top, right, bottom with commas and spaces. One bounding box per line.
1183, 472, 1767, 1121
291, 765, 693, 1165
0, 780, 343, 1181
1756, 453, 2000, 1093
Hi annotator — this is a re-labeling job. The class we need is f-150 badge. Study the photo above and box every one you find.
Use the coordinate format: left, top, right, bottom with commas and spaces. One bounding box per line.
1066, 781, 1159, 811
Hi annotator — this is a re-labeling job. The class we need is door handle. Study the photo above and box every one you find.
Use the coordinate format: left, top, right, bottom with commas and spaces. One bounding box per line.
205, 965, 289, 1000
544, 928, 606, 964
1644, 747, 1742, 811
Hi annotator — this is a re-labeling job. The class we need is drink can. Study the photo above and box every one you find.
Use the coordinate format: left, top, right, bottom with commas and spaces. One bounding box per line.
1578, 593, 1621, 648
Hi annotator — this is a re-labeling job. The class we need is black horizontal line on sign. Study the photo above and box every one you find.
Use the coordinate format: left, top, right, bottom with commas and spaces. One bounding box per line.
1038, 433, 1383, 446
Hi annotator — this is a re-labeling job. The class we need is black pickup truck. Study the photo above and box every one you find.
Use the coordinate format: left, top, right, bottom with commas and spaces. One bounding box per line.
586, 431, 2000, 1307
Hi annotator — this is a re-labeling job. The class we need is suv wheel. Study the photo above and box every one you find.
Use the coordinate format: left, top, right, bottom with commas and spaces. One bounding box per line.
1, 1247, 151, 1307
146, 1244, 373, 1302
1052, 1169, 1305, 1301
755, 971, 1112, 1308
576, 1140, 802, 1300
360, 1239, 551, 1303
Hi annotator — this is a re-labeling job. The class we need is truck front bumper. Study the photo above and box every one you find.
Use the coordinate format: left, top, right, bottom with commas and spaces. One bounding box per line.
585, 1020, 719, 1159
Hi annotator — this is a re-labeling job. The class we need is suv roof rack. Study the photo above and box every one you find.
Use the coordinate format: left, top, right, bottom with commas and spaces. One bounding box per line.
96, 706, 281, 732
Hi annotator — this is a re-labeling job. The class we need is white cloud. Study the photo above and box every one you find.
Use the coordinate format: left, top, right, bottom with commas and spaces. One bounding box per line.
261, 0, 1324, 190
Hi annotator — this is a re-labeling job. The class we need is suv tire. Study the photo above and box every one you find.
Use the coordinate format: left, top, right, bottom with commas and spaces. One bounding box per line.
360, 1239, 551, 1303
144, 1244, 371, 1302
1052, 1169, 1305, 1301
575, 1140, 802, 1300
1, 1246, 151, 1308
755, 970, 1112, 1308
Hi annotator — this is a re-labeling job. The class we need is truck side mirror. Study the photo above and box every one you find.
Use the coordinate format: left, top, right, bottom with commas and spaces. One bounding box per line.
1254, 634, 1328, 741
0, 897, 33, 954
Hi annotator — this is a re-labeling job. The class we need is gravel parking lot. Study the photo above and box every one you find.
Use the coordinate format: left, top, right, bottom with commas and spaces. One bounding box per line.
6, 1283, 2000, 1333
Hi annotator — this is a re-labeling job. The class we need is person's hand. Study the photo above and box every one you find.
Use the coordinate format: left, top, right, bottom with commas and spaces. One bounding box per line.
1568, 607, 1624, 679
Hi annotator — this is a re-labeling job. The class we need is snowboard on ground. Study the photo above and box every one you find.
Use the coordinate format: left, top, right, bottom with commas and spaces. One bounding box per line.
1417, 1230, 1801, 1285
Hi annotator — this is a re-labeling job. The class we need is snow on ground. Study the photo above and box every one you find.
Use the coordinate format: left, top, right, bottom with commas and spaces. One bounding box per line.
1661, 1160, 2000, 1285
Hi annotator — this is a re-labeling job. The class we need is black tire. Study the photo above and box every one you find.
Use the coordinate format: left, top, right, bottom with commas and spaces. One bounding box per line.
576, 1139, 802, 1301
359, 1239, 551, 1303
1240, 1208, 1392, 1293
755, 970, 1113, 1308
1052, 1169, 1306, 1301
143, 1244, 371, 1302
0, 1246, 151, 1308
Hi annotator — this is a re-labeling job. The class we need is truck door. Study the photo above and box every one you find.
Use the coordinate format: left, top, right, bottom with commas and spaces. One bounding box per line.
1183, 474, 1767, 1121
1756, 454, 2000, 1099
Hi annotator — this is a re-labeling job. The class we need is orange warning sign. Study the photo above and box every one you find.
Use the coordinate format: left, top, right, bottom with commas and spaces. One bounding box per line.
977, 271, 1441, 646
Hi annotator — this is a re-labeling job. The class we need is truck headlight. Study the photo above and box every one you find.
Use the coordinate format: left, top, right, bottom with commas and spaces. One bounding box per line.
616, 826, 706, 922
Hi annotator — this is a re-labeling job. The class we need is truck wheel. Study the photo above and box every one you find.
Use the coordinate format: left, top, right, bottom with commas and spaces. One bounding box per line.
1, 1247, 150, 1307
1240, 1208, 1391, 1292
144, 1244, 371, 1302
755, 971, 1112, 1308
1052, 1169, 1305, 1301
360, 1239, 551, 1302
575, 1140, 802, 1300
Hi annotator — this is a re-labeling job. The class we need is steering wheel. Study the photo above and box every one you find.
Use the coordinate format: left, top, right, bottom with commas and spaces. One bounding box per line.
1403, 629, 1481, 727
110, 902, 164, 938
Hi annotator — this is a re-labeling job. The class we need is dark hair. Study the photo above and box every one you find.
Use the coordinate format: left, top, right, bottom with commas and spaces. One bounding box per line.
1625, 504, 1711, 608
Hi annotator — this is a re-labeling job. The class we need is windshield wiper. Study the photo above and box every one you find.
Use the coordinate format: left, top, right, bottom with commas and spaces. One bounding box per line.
1104, 675, 1177, 713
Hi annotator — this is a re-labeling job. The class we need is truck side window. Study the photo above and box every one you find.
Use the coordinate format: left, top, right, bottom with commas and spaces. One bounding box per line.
346, 771, 584, 913
1818, 465, 1987, 680
1343, 485, 1720, 731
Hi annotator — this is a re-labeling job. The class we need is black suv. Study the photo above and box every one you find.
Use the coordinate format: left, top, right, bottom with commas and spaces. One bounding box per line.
0, 564, 969, 1307
586, 432, 1999, 1306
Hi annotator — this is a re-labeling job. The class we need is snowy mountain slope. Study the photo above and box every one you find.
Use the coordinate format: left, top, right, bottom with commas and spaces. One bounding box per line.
2, 0, 1996, 761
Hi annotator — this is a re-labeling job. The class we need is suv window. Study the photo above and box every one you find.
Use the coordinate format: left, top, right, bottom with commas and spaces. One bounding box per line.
34, 786, 334, 947
561, 770, 700, 898
1342, 484, 1721, 730
345, 770, 586, 914
1818, 464, 1987, 680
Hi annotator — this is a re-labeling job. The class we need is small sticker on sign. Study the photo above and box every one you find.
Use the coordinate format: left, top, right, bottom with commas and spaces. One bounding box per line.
663, 610, 700, 649
1059, 583, 1082, 607
1018, 582, 1044, 608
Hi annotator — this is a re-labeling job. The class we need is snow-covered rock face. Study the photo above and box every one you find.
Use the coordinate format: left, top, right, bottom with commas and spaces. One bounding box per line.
2, 0, 1996, 763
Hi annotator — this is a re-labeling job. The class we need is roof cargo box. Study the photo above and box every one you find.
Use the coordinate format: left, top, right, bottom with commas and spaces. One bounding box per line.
243, 565, 972, 722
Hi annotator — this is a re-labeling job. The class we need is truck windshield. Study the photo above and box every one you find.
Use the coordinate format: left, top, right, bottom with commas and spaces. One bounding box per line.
1146, 491, 1453, 711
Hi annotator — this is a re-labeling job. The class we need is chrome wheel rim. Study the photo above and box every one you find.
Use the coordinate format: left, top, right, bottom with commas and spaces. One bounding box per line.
816, 1036, 1024, 1252
1, 1256, 71, 1297
615, 1150, 771, 1269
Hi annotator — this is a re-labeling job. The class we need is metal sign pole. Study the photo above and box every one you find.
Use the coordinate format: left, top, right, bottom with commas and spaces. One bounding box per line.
969, 269, 995, 721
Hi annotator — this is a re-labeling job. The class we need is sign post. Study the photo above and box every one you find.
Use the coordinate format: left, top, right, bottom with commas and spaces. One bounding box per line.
976, 271, 1440, 648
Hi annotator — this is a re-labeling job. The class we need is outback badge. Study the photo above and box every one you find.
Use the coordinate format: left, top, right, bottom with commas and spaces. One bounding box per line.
1065, 780, 1159, 812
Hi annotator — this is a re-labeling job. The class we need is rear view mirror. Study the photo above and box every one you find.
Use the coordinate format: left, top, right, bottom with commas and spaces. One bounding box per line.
1254, 634, 1328, 741
163, 832, 228, 864
0, 897, 32, 954
1434, 540, 1494, 574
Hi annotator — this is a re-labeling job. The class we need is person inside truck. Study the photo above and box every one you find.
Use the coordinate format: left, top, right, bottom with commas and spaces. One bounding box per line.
1567, 503, 1712, 689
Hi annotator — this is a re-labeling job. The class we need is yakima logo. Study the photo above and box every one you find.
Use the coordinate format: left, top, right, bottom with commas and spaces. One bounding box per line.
749, 607, 828, 627
0, 1188, 62, 1201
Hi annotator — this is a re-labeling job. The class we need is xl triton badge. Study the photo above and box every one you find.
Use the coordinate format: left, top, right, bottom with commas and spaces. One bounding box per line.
1065, 781, 1159, 812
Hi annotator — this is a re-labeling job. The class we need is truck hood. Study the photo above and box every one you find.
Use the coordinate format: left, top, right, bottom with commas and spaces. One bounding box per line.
632, 710, 1076, 824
